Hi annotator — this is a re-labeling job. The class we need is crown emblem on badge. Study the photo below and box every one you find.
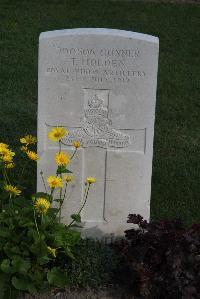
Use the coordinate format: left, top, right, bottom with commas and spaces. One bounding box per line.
88, 94, 103, 108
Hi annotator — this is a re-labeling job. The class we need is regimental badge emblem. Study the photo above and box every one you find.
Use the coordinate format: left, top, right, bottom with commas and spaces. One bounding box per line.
62, 89, 131, 149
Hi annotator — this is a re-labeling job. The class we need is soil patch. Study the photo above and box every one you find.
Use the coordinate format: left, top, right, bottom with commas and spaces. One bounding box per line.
19, 286, 136, 299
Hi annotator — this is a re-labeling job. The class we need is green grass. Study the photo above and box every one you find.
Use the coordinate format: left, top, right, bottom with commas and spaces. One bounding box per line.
0, 0, 199, 225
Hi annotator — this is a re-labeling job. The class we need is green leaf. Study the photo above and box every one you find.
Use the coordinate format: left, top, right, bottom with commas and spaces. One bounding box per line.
11, 276, 29, 291
37, 255, 50, 265
27, 284, 37, 294
7, 246, 21, 256
57, 166, 72, 174
47, 208, 59, 220
41, 215, 53, 226
54, 226, 81, 249
71, 213, 81, 223
14, 196, 31, 208
64, 168, 73, 173
64, 246, 75, 260
47, 267, 68, 287
0, 259, 13, 274
65, 229, 81, 246
18, 219, 35, 228
30, 240, 47, 257
3, 244, 22, 259
0, 227, 10, 238
12, 257, 31, 274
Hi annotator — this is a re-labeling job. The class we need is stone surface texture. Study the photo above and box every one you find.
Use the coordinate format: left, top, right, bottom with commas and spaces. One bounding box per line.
37, 28, 159, 238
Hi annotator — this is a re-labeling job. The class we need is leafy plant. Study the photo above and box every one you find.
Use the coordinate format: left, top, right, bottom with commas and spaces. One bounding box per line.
0, 131, 96, 298
114, 214, 200, 299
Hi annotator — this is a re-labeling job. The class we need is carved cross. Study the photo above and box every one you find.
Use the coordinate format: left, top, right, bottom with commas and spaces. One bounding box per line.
56, 88, 144, 223
46, 88, 145, 224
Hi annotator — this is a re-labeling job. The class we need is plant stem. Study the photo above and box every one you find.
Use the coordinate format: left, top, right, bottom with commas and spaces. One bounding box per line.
58, 178, 63, 223
62, 182, 68, 201
20, 165, 25, 182
50, 187, 55, 198
57, 181, 68, 220
70, 148, 77, 160
78, 183, 90, 214
2, 164, 11, 184
67, 183, 90, 228
59, 140, 61, 153
34, 210, 40, 237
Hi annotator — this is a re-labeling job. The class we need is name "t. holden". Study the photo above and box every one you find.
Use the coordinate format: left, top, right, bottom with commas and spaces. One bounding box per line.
71, 57, 125, 68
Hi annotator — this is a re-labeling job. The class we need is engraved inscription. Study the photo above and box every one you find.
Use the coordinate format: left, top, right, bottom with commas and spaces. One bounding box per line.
62, 90, 131, 149
57, 47, 140, 58
45, 46, 145, 85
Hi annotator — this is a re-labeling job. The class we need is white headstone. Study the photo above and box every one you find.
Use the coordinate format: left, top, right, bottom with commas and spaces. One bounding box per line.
37, 28, 159, 238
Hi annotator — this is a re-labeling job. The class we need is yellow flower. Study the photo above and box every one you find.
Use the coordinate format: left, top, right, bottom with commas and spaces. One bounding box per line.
86, 177, 96, 184
21, 146, 28, 152
34, 198, 50, 214
2, 150, 15, 162
20, 138, 27, 144
5, 162, 15, 169
0, 147, 7, 155
4, 184, 21, 196
47, 246, 57, 258
9, 150, 15, 157
0, 147, 15, 164
48, 127, 68, 142
0, 143, 9, 152
72, 141, 81, 148
63, 175, 73, 182
2, 154, 13, 163
0, 142, 8, 148
1, 148, 15, 157
26, 150, 39, 161
47, 176, 63, 189
20, 135, 37, 145
55, 151, 70, 166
